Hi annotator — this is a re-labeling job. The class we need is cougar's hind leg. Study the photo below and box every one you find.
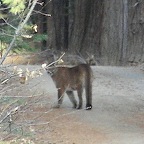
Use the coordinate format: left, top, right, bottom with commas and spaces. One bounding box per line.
66, 91, 77, 108
77, 87, 83, 109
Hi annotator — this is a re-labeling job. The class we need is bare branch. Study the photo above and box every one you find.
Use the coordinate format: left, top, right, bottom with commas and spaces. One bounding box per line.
0, 105, 19, 124
0, 32, 14, 37
33, 10, 51, 17
17, 107, 87, 126
46, 52, 65, 68
1, 18, 17, 30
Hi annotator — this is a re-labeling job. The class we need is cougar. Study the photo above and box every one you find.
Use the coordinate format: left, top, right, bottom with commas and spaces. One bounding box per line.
46, 64, 93, 110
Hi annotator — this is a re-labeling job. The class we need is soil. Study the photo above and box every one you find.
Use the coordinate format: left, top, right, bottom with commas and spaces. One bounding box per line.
1, 64, 144, 144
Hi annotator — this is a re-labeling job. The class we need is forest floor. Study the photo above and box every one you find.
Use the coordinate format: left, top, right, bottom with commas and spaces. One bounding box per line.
0, 63, 144, 144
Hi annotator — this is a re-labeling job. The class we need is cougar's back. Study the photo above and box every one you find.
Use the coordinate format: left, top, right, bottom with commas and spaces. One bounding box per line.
50, 64, 92, 90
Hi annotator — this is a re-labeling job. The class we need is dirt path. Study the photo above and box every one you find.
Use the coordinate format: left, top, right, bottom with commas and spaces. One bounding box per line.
20, 65, 143, 144
1, 65, 144, 143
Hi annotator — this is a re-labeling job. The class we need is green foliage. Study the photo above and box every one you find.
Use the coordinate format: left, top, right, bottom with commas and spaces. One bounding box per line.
33, 34, 48, 42
0, 35, 12, 44
0, 1, 48, 54
2, 0, 26, 14
0, 24, 48, 54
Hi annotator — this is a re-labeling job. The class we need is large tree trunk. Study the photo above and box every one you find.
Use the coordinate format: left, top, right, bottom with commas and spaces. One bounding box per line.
69, 0, 104, 58
38, 0, 144, 65
101, 0, 144, 65
127, 0, 144, 63
101, 0, 125, 65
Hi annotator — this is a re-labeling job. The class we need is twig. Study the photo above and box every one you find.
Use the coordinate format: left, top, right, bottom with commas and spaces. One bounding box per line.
33, 10, 51, 17
0, 106, 19, 124
17, 108, 87, 126
1, 79, 9, 84
46, 52, 65, 68
0, 31, 14, 37
0, 94, 43, 98
1, 18, 17, 30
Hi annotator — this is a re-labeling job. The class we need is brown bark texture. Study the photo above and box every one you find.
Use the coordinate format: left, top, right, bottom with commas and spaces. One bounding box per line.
36, 0, 144, 65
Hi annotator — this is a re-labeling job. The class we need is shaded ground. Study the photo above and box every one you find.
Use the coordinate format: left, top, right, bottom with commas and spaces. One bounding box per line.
0, 65, 144, 144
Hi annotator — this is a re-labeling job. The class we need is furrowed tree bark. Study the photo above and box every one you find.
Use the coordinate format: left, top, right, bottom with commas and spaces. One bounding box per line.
69, 0, 104, 59
46, 0, 144, 65
127, 0, 144, 64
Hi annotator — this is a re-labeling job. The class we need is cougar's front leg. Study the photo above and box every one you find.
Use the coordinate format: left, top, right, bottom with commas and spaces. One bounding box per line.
56, 88, 65, 108
66, 91, 77, 108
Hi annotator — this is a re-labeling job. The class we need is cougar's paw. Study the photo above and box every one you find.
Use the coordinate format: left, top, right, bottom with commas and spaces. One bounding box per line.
76, 105, 82, 109
72, 103, 77, 109
86, 104, 92, 110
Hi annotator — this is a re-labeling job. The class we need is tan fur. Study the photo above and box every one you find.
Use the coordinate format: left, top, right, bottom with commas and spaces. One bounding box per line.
47, 64, 93, 110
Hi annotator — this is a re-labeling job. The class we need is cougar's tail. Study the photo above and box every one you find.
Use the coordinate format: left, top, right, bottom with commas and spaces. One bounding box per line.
85, 65, 92, 110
